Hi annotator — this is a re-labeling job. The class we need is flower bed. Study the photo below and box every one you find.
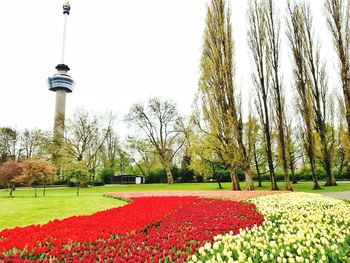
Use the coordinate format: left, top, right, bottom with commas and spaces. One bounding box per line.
190, 193, 350, 263
0, 196, 197, 252
0, 197, 263, 262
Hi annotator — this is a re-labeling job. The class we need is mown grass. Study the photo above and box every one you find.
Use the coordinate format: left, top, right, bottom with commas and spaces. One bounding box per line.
1, 181, 350, 198
0, 196, 125, 230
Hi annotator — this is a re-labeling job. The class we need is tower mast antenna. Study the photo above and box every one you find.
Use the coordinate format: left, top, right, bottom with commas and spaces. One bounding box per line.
61, 2, 70, 64
48, 2, 75, 141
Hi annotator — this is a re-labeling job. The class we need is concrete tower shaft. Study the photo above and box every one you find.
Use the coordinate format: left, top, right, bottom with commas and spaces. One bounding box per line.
48, 2, 75, 141
54, 90, 67, 139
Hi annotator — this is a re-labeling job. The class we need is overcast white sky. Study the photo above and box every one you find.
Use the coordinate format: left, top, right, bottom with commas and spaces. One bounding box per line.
0, 0, 338, 137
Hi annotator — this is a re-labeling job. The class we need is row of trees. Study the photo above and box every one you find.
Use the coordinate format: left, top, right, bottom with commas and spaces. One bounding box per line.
188, 0, 350, 191
0, 160, 55, 197
1, 0, 350, 192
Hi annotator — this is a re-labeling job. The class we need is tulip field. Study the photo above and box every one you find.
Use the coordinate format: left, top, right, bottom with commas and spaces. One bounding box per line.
0, 192, 349, 262
191, 193, 350, 263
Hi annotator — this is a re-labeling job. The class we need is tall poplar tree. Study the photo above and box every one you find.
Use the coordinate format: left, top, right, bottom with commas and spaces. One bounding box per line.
301, 3, 336, 186
197, 0, 254, 190
264, 0, 292, 190
287, 1, 321, 190
247, 0, 278, 190
325, 0, 350, 135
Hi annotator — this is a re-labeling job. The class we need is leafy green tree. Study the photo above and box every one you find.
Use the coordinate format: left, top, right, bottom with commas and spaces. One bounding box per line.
325, 0, 350, 135
126, 97, 185, 184
197, 0, 254, 190
100, 128, 120, 171
247, 0, 279, 190
0, 127, 20, 163
63, 161, 89, 196
287, 1, 321, 189
20, 129, 48, 160
15, 159, 56, 197
126, 136, 158, 177
178, 153, 195, 183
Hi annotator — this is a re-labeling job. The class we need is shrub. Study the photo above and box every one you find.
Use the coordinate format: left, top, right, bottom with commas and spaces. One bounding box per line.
98, 168, 115, 184
87, 181, 105, 186
146, 169, 167, 183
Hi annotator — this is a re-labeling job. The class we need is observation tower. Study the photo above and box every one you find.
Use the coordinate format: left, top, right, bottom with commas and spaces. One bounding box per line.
48, 2, 75, 140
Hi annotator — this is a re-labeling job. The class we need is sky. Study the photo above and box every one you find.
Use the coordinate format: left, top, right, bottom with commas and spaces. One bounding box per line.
0, 0, 338, 138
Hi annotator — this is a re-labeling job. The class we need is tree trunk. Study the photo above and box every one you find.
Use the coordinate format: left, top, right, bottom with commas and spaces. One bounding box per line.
308, 145, 321, 190
257, 172, 262, 187
310, 161, 321, 190
306, 122, 321, 190
163, 161, 174, 184
289, 157, 297, 184
8, 183, 13, 198
212, 164, 222, 189
281, 144, 292, 190
43, 183, 46, 197
7, 183, 11, 198
77, 185, 80, 196
338, 152, 345, 178
265, 127, 278, 190
343, 77, 350, 134
236, 131, 254, 190
278, 121, 292, 191
217, 178, 222, 189
253, 148, 262, 187
266, 147, 278, 190
134, 159, 147, 177
34, 187, 37, 198
306, 109, 320, 191
243, 162, 254, 191
324, 150, 337, 186
318, 122, 336, 186
282, 158, 292, 191
229, 166, 241, 191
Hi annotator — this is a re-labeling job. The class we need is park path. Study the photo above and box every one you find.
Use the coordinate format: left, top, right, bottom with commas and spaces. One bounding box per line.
321, 191, 350, 200
107, 190, 286, 201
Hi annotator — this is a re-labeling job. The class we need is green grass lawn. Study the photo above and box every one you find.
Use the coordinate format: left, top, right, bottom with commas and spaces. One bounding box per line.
0, 196, 125, 230
0, 181, 349, 230
1, 181, 350, 198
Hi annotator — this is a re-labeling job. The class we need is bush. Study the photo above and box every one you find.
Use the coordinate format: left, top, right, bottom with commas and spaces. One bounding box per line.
147, 169, 167, 183
145, 167, 196, 183
334, 168, 350, 180
207, 168, 231, 183
195, 174, 204, 182
67, 181, 76, 187
88, 181, 105, 186
99, 168, 115, 184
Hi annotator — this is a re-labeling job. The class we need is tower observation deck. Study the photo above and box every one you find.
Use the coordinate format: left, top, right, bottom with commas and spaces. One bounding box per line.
48, 2, 75, 139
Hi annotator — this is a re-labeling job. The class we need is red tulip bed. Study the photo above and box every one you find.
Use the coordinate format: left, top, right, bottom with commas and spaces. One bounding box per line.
0, 196, 264, 262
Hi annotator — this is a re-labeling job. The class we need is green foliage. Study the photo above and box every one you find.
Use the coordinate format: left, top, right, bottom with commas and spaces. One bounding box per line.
279, 167, 350, 182
15, 159, 56, 186
179, 155, 195, 182
146, 168, 167, 183
0, 160, 23, 197
1, 181, 350, 200
63, 161, 90, 186
87, 181, 105, 186
0, 127, 18, 164
98, 167, 115, 184
126, 97, 185, 184
145, 167, 195, 184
